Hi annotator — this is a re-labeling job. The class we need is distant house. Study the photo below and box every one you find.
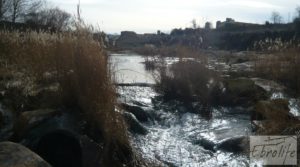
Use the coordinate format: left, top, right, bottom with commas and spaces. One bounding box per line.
120, 31, 138, 38
115, 31, 163, 49
216, 18, 261, 31
216, 18, 235, 29
226, 18, 235, 23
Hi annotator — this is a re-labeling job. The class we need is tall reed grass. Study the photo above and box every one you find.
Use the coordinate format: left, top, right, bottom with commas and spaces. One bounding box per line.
0, 26, 134, 165
254, 38, 300, 96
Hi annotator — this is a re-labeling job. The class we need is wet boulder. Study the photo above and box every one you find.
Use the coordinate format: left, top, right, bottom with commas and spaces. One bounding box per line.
215, 136, 249, 153
35, 130, 83, 167
192, 138, 216, 152
218, 78, 268, 107
15, 109, 59, 139
80, 135, 104, 167
0, 106, 14, 141
0, 141, 51, 167
122, 103, 152, 122
29, 128, 131, 167
19, 111, 105, 167
251, 78, 285, 92
187, 103, 213, 120
123, 112, 148, 135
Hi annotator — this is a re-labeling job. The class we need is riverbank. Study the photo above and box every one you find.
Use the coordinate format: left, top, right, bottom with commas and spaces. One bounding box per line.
0, 31, 299, 166
111, 49, 300, 166
0, 29, 144, 167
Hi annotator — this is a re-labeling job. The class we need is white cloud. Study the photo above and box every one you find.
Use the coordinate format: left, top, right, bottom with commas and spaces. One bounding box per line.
48, 0, 300, 33
228, 0, 281, 9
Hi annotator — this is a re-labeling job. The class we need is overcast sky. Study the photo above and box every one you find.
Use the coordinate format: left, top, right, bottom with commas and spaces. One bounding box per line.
48, 0, 300, 34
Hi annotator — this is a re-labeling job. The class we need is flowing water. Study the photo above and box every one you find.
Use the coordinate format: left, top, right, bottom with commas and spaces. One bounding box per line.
110, 52, 300, 167
119, 86, 251, 167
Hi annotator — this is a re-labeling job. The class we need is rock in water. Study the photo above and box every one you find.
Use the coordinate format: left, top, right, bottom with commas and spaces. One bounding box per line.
121, 103, 152, 122
0, 141, 51, 167
35, 131, 82, 167
123, 112, 148, 135
15, 109, 58, 138
0, 105, 14, 141
215, 136, 249, 153
192, 138, 216, 152
219, 78, 268, 107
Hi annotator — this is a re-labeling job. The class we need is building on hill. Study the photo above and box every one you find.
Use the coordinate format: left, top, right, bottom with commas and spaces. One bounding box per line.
120, 31, 138, 38
226, 18, 235, 23
216, 18, 235, 29
216, 18, 262, 31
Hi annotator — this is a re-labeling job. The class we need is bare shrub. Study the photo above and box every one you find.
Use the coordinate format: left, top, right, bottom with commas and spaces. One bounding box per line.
155, 46, 221, 118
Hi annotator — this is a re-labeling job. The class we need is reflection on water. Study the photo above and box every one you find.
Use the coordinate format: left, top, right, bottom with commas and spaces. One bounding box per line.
109, 53, 155, 84
111, 53, 253, 166
118, 86, 250, 167
111, 52, 300, 167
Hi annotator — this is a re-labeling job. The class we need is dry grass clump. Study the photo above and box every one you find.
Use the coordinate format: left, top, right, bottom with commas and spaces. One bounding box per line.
158, 61, 220, 102
134, 44, 158, 56
253, 38, 300, 136
155, 46, 221, 118
254, 99, 300, 135
0, 27, 133, 165
144, 56, 157, 71
254, 40, 300, 95
159, 45, 206, 60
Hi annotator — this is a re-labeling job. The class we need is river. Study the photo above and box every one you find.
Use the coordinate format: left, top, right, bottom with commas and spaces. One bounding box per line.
109, 52, 276, 167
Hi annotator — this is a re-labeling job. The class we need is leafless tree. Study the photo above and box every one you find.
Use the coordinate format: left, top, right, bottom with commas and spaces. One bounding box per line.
11, 0, 23, 22
204, 22, 212, 29
26, 7, 72, 31
270, 11, 283, 24
296, 6, 300, 18
0, 0, 10, 20
10, 0, 42, 22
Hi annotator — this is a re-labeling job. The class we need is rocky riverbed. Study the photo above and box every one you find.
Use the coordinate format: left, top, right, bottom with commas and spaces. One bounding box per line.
0, 51, 299, 167
112, 52, 300, 166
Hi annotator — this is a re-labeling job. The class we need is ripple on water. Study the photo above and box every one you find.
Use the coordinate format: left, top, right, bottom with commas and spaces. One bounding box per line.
112, 54, 252, 166
119, 86, 251, 166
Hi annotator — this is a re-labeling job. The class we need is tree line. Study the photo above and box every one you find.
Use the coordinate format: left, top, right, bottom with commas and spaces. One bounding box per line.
0, 0, 72, 31
266, 7, 300, 25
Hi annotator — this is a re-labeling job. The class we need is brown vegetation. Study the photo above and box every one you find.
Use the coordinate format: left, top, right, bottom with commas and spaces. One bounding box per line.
0, 25, 134, 165
254, 40, 300, 96
159, 45, 206, 59
154, 46, 221, 118
252, 38, 300, 135
253, 99, 300, 135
